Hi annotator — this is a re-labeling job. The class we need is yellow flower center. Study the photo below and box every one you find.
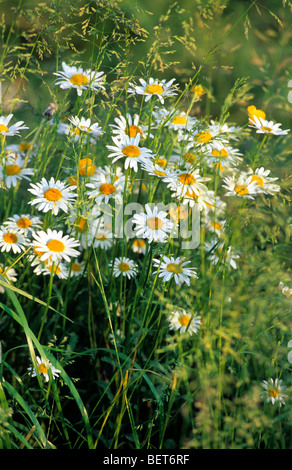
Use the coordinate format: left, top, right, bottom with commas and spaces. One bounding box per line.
95, 232, 107, 241
38, 363, 48, 374
190, 84, 205, 97
178, 173, 196, 186
146, 216, 163, 230
70, 73, 89, 86
247, 105, 266, 122
157, 157, 167, 167
211, 221, 223, 230
5, 164, 21, 175
169, 205, 188, 220
44, 188, 63, 201
215, 162, 225, 171
46, 239, 65, 252
178, 314, 191, 327
79, 158, 96, 176
183, 152, 197, 164
122, 145, 141, 158
268, 388, 279, 398
3, 233, 18, 244
261, 126, 272, 133
99, 183, 116, 195
17, 217, 32, 228
118, 262, 130, 272
283, 288, 291, 297
74, 217, 87, 233
167, 263, 183, 274
234, 185, 249, 196
79, 125, 92, 132
48, 264, 61, 274
211, 148, 228, 158
250, 174, 264, 187
68, 175, 77, 186
195, 131, 212, 143
172, 116, 187, 125
125, 125, 142, 138
71, 262, 81, 272
0, 124, 9, 133
145, 84, 163, 94
215, 247, 223, 258
19, 142, 31, 151
133, 239, 146, 248
71, 127, 81, 135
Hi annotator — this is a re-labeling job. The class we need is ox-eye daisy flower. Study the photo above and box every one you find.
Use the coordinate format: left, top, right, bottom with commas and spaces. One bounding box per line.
131, 238, 147, 255
278, 282, 292, 298
246, 166, 280, 195
187, 125, 228, 152
78, 158, 97, 177
54, 61, 105, 96
261, 378, 287, 407
36, 259, 69, 280
205, 238, 239, 270
93, 164, 125, 183
140, 159, 173, 179
0, 156, 34, 188
110, 113, 149, 140
110, 257, 137, 279
208, 120, 241, 140
70, 259, 86, 278
127, 77, 178, 104
4, 214, 42, 235
153, 107, 198, 133
204, 215, 226, 236
28, 177, 77, 215
90, 221, 113, 250
206, 142, 243, 168
204, 194, 227, 216
28, 356, 61, 382
282, 286, 292, 298
7, 141, 35, 157
68, 116, 103, 139
31, 229, 80, 263
166, 168, 210, 199
168, 309, 201, 335
168, 203, 189, 223
249, 116, 289, 135
177, 187, 215, 211
69, 207, 106, 249
132, 204, 175, 243
152, 255, 198, 286
168, 111, 198, 135
222, 173, 259, 199
0, 226, 28, 254
247, 105, 266, 124
0, 114, 28, 137
107, 134, 154, 172
86, 172, 124, 204
0, 264, 17, 294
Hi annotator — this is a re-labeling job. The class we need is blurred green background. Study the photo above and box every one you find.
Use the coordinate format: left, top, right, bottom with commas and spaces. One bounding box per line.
0, 0, 291, 127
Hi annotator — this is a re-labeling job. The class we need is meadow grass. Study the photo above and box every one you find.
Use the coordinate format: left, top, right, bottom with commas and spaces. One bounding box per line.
0, 0, 291, 450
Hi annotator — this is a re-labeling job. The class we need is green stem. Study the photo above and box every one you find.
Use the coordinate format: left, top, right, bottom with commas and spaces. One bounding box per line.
38, 266, 54, 341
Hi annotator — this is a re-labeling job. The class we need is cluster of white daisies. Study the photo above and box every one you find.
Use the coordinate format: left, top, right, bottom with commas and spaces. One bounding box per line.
0, 61, 290, 363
